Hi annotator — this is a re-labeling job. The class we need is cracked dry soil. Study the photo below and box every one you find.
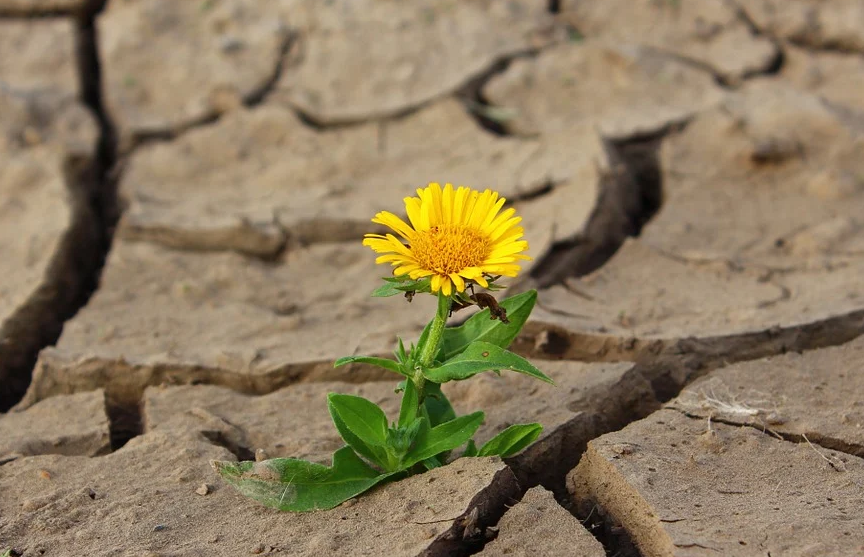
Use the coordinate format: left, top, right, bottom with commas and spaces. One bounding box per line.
3, 0, 864, 555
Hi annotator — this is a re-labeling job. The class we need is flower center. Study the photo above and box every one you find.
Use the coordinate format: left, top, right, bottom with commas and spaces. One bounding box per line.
411, 225, 490, 275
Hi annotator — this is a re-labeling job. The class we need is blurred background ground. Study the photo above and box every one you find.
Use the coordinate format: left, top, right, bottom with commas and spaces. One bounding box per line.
1, 1, 864, 555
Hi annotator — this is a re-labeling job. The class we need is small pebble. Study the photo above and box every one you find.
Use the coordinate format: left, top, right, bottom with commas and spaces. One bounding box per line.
251, 543, 266, 554
255, 448, 269, 462
196, 483, 212, 496
38, 469, 52, 480
153, 524, 168, 532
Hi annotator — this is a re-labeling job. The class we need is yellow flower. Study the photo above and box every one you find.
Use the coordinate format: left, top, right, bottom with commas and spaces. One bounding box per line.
363, 183, 530, 296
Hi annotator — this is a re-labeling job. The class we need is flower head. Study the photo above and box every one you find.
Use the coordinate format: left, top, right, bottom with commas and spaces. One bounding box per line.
363, 183, 530, 296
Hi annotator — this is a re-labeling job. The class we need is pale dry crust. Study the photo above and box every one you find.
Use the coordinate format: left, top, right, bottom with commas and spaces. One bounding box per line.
777, 43, 864, 114
23, 241, 646, 425
271, 0, 558, 124
19, 239, 435, 410
520, 82, 864, 359
479, 486, 605, 557
117, 98, 605, 262
0, 19, 78, 94
646, 81, 864, 265
138, 360, 651, 467
98, 0, 288, 142
738, 0, 864, 52
0, 107, 72, 327
560, 0, 778, 82
568, 408, 864, 556
0, 20, 96, 327
7, 358, 650, 555
97, 0, 557, 139
669, 335, 864, 456
142, 381, 403, 464
482, 40, 725, 138
0, 425, 518, 556
0, 391, 110, 461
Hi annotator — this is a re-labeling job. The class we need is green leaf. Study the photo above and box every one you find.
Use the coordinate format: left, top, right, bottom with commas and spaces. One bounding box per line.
372, 277, 431, 297
212, 446, 396, 512
423, 382, 456, 427
424, 341, 554, 384
403, 412, 484, 468
463, 439, 478, 457
398, 380, 419, 428
477, 423, 543, 458
327, 394, 390, 468
334, 355, 406, 377
440, 290, 537, 360
395, 337, 408, 363
386, 417, 423, 459
371, 282, 404, 297
421, 456, 443, 470
413, 320, 433, 365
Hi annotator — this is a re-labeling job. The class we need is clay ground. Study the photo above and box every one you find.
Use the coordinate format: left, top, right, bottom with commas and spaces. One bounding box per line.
2, 0, 864, 555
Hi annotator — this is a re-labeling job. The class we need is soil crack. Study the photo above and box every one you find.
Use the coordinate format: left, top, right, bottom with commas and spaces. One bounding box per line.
130, 30, 299, 148
528, 130, 665, 289
0, 5, 119, 411
670, 407, 864, 460
455, 50, 540, 137
106, 393, 142, 451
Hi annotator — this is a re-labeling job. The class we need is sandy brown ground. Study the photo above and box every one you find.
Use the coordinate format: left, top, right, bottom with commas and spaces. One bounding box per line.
3, 0, 864, 555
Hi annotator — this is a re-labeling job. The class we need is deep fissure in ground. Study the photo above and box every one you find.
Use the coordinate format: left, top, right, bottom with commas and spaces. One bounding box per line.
0, 7, 119, 411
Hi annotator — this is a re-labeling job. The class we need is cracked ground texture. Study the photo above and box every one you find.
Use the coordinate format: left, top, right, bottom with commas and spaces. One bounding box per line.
2, 0, 864, 555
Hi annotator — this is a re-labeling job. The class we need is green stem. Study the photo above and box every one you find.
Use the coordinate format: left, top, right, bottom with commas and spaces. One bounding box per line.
418, 292, 451, 368
413, 292, 451, 402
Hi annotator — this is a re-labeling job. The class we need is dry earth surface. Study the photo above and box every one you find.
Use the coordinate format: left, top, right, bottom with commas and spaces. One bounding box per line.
2, 0, 864, 555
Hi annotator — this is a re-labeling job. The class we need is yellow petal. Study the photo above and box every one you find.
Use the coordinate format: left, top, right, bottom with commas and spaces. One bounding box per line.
442, 183, 454, 225
384, 234, 414, 257
458, 266, 483, 279
462, 190, 480, 227
492, 225, 526, 245
481, 264, 521, 276
362, 238, 396, 253
470, 189, 499, 229
371, 211, 414, 240
489, 217, 522, 242
487, 206, 515, 230
409, 269, 435, 279
419, 188, 433, 231
428, 183, 443, 225
482, 256, 520, 265
452, 186, 468, 225
488, 241, 529, 258
404, 196, 423, 231
441, 276, 452, 296
480, 197, 507, 231
466, 190, 490, 228
376, 254, 408, 264
431, 274, 444, 292
449, 273, 465, 292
